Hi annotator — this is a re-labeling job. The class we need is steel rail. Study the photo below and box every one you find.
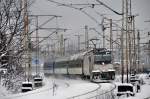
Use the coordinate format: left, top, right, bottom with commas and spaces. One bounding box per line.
67, 84, 101, 99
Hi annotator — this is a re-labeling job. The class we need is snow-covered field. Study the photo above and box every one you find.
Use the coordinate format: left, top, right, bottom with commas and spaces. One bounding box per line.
123, 74, 150, 99
0, 74, 150, 99
0, 76, 100, 99
114, 74, 150, 99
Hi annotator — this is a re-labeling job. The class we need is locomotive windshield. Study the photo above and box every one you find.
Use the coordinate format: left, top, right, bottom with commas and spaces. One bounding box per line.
94, 49, 112, 64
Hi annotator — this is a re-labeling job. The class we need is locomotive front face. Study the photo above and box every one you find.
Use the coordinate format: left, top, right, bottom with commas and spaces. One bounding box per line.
93, 49, 112, 65
91, 48, 115, 82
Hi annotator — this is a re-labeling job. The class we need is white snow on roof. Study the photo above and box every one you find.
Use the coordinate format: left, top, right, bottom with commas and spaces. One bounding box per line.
70, 52, 85, 60
108, 69, 115, 71
22, 82, 33, 84
45, 49, 93, 63
55, 57, 69, 62
92, 70, 100, 73
115, 82, 133, 87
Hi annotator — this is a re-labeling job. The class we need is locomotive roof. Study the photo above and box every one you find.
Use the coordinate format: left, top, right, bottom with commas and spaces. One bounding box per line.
70, 48, 93, 60
54, 49, 93, 62
48, 48, 111, 63
55, 56, 70, 62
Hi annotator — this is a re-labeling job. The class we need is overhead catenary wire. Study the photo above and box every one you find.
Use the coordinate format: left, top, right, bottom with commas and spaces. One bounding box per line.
47, 0, 125, 51
90, 28, 120, 46
47, 0, 102, 26
28, 15, 62, 35
32, 30, 58, 48
96, 0, 123, 15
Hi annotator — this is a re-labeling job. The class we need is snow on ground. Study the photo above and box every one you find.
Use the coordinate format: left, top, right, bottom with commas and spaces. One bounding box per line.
0, 76, 100, 99
123, 74, 150, 99
114, 74, 150, 99
0, 83, 11, 99
1, 74, 149, 99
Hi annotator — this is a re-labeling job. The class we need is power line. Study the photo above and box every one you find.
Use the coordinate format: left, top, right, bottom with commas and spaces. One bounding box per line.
47, 0, 102, 25
96, 0, 123, 15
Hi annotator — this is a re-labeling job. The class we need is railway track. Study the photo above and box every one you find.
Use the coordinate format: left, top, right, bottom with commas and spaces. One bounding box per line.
1, 77, 116, 99
67, 83, 116, 99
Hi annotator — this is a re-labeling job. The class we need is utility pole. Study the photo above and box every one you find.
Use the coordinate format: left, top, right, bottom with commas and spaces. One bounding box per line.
85, 25, 89, 50
131, 15, 136, 75
64, 38, 67, 56
121, 0, 132, 83
109, 19, 114, 64
102, 25, 105, 49
121, 0, 125, 83
137, 30, 140, 73
75, 34, 82, 52
60, 34, 64, 56
128, 15, 132, 76
22, 0, 27, 81
35, 16, 39, 75
148, 33, 150, 69
125, 0, 129, 83
128, 0, 132, 76
23, 0, 31, 81
47, 44, 50, 56
110, 19, 113, 51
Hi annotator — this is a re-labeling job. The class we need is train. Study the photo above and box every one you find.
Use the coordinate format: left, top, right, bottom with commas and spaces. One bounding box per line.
43, 48, 115, 82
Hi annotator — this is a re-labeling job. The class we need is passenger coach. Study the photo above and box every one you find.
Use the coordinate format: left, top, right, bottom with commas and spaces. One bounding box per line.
43, 48, 115, 82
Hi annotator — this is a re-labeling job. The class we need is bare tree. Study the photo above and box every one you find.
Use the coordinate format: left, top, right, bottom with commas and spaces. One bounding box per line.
0, 0, 31, 92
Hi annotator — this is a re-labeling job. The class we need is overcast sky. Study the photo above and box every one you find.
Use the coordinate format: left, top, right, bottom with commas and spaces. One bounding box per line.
30, 0, 150, 48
